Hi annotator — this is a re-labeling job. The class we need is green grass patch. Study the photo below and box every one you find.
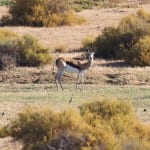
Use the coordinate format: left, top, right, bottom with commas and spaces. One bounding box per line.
0, 84, 149, 123
0, 0, 12, 6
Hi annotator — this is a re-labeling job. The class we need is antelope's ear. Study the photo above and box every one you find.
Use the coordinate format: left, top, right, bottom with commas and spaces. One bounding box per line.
87, 49, 90, 54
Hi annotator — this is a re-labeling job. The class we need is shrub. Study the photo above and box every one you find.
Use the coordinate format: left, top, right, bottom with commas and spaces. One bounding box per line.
0, 39, 17, 70
94, 9, 150, 66
80, 99, 150, 149
0, 29, 18, 69
0, 29, 52, 69
137, 8, 150, 22
95, 27, 121, 59
80, 99, 133, 120
17, 34, 52, 66
118, 14, 150, 49
1, 99, 150, 150
126, 36, 150, 66
2, 0, 85, 27
7, 107, 89, 150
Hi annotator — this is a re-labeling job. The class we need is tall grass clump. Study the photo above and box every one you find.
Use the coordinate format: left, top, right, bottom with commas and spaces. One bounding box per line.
0, 29, 52, 69
1, 0, 85, 26
1, 98, 150, 150
94, 9, 150, 66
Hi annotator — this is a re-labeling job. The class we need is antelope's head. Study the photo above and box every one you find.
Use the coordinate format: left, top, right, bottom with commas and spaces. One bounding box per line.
87, 47, 96, 61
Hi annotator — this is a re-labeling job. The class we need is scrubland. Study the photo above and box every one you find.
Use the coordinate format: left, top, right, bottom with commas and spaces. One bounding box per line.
0, 3, 150, 150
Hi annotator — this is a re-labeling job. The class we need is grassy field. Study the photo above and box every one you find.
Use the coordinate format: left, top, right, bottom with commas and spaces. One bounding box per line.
0, 83, 149, 126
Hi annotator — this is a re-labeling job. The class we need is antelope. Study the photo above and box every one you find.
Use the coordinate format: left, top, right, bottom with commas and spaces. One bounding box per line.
54, 51, 95, 91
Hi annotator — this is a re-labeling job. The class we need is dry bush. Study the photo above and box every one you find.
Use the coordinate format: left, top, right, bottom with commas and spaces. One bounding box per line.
1, 98, 150, 150
126, 36, 150, 66
17, 34, 52, 66
0, 39, 18, 70
137, 8, 150, 22
0, 29, 18, 40
1, 0, 85, 27
80, 98, 150, 149
0, 29, 52, 69
0, 29, 18, 69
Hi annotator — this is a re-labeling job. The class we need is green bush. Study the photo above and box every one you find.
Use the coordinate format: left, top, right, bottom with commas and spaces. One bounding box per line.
17, 34, 52, 66
95, 27, 121, 59
0, 29, 52, 69
126, 36, 150, 66
94, 9, 150, 66
1, 99, 150, 150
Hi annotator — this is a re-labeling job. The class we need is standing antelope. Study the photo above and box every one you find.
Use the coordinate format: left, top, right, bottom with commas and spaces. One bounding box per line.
54, 51, 95, 90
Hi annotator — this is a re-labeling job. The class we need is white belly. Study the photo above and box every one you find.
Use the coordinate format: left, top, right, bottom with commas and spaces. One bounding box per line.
65, 64, 79, 73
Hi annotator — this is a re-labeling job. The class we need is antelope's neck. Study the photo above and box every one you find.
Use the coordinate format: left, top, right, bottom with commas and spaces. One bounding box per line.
79, 59, 93, 71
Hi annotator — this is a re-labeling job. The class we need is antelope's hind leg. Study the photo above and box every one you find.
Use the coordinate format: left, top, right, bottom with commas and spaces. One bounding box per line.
55, 72, 59, 90
55, 70, 64, 90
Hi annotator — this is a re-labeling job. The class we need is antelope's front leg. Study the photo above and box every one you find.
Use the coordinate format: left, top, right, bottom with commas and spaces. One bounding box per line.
76, 73, 80, 91
81, 72, 84, 91
55, 70, 64, 91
